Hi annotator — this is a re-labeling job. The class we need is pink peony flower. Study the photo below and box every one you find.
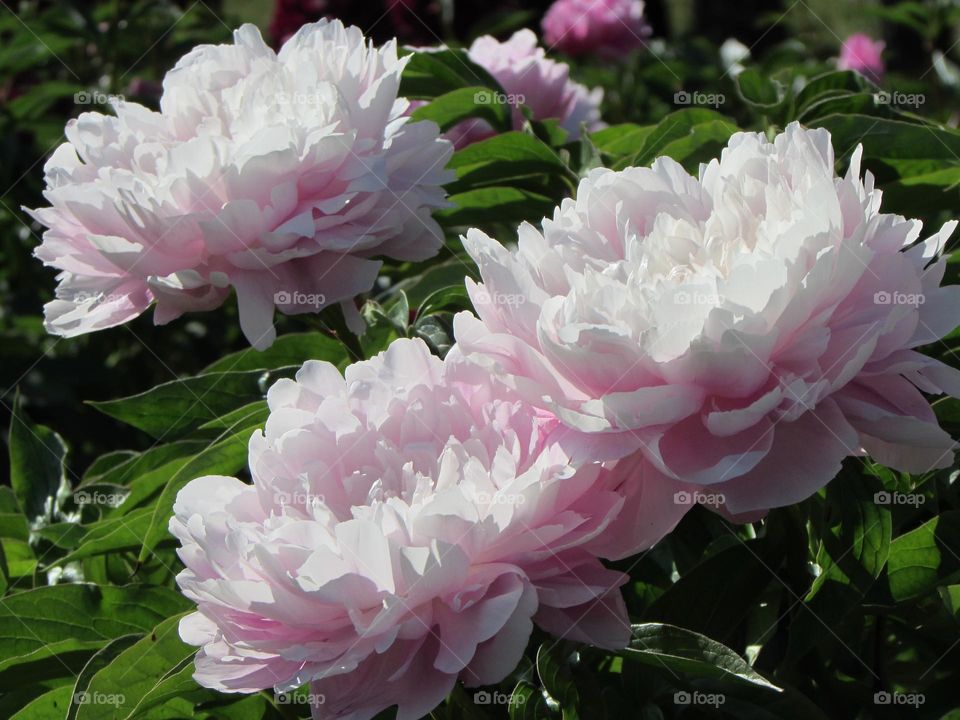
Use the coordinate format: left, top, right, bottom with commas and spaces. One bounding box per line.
170, 339, 682, 719
455, 122, 960, 516
542, 0, 651, 58
838, 33, 885, 82
30, 21, 453, 349
439, 29, 603, 148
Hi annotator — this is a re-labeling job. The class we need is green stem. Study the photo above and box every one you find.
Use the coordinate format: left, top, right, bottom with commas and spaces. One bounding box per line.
323, 304, 366, 362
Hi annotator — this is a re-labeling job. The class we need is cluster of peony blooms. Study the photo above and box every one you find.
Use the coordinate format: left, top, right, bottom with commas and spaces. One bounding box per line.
30, 15, 960, 720
170, 121, 960, 718
30, 20, 453, 349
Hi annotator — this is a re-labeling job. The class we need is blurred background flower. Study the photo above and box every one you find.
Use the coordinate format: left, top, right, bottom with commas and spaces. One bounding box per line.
542, 0, 652, 58
837, 32, 885, 82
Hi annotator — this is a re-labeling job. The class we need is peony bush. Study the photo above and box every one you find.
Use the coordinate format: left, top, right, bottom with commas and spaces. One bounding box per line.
4, 2, 960, 720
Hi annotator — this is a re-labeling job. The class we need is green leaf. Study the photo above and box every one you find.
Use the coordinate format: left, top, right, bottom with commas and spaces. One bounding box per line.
438, 187, 555, 227
0, 487, 24, 516
888, 511, 960, 601
0, 538, 35, 580
99, 458, 195, 520
413, 313, 456, 357
89, 368, 295, 440
624, 623, 781, 692
646, 542, 773, 643
82, 452, 137, 484
939, 584, 960, 619
137, 427, 258, 563
196, 401, 269, 435
9, 393, 68, 523
34, 521, 88, 549
203, 332, 346, 373
812, 114, 960, 214
653, 120, 737, 170
389, 260, 477, 310
536, 644, 580, 720
411, 86, 512, 133
386, 291, 411, 334
799, 92, 894, 124
357, 316, 400, 360
807, 470, 892, 599
617, 109, 738, 169
416, 285, 472, 320
194, 694, 283, 720
0, 487, 30, 542
10, 684, 75, 720
589, 123, 656, 159
80, 442, 206, 489
0, 542, 8, 596
794, 70, 875, 119
787, 470, 892, 662
67, 635, 142, 720
0, 584, 190, 688
73, 613, 204, 720
104, 417, 258, 518
508, 681, 553, 720
736, 68, 786, 109
446, 132, 569, 196
399, 48, 502, 99
45, 507, 156, 564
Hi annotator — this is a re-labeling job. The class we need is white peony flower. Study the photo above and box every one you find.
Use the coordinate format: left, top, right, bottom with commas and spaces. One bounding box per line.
456, 122, 960, 515
30, 20, 453, 348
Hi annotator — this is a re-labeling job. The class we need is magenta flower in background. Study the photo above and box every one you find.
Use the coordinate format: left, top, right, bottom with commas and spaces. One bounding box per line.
455, 123, 960, 517
30, 21, 453, 349
269, 0, 327, 45
838, 33, 885, 82
170, 338, 684, 719
542, 0, 651, 58
441, 29, 603, 148
269, 0, 442, 47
